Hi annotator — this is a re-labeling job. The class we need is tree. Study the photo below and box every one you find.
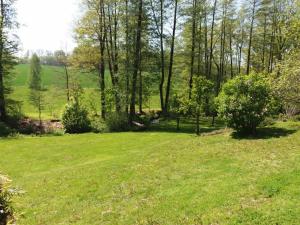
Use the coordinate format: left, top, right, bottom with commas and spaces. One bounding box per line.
272, 51, 300, 116
189, 76, 213, 135
164, 0, 178, 114
55, 50, 70, 102
29, 54, 44, 130
129, 0, 143, 122
217, 73, 271, 134
62, 84, 91, 134
0, 0, 18, 122
246, 0, 258, 75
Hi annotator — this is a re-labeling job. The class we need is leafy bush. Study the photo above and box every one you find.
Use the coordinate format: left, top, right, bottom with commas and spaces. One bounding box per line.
272, 50, 300, 116
105, 112, 129, 132
0, 174, 15, 224
217, 73, 271, 134
62, 102, 91, 134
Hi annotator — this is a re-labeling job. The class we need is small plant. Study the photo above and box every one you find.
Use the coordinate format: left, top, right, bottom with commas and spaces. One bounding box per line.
62, 102, 91, 134
62, 83, 91, 134
0, 174, 15, 225
217, 73, 271, 134
105, 112, 129, 132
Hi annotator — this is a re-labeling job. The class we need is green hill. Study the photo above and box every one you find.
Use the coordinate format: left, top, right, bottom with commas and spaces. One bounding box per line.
10, 64, 100, 119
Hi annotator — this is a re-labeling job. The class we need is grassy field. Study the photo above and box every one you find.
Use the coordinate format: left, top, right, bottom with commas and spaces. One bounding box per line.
10, 64, 161, 119
0, 120, 300, 224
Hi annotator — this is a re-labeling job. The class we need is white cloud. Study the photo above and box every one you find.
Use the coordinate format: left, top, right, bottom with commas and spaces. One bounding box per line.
16, 0, 80, 54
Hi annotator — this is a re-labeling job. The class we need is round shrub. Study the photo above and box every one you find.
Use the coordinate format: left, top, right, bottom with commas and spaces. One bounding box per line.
62, 102, 91, 134
217, 73, 271, 134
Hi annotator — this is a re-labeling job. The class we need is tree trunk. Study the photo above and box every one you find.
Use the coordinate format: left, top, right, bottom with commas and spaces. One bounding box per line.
164, 0, 178, 115
0, 0, 6, 121
208, 0, 217, 79
125, 0, 130, 114
189, 0, 197, 99
129, 0, 143, 123
159, 0, 165, 112
98, 0, 106, 119
246, 0, 256, 75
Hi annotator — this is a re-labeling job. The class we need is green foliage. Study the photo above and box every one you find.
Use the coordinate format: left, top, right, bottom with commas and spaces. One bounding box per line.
105, 112, 129, 132
0, 174, 15, 224
90, 116, 107, 133
217, 73, 271, 134
190, 77, 214, 114
272, 51, 300, 116
62, 102, 91, 134
62, 83, 91, 134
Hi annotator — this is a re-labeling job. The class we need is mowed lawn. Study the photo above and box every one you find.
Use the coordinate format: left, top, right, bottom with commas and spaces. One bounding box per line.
1, 121, 300, 224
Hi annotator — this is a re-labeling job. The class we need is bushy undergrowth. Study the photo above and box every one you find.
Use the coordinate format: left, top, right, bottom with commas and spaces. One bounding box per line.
90, 116, 107, 133
105, 112, 129, 132
0, 123, 15, 137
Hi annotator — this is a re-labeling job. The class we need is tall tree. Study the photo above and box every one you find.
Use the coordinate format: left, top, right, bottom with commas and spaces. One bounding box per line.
0, 0, 17, 121
129, 0, 143, 122
164, 0, 178, 114
246, 0, 258, 75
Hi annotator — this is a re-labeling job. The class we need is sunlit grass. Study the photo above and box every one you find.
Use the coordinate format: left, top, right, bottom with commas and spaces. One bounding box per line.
0, 121, 299, 224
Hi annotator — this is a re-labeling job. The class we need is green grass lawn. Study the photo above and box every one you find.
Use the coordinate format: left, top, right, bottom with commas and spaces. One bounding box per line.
1, 121, 300, 224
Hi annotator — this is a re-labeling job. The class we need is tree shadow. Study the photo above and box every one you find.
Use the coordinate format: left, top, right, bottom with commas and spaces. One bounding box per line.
146, 117, 225, 135
231, 127, 297, 140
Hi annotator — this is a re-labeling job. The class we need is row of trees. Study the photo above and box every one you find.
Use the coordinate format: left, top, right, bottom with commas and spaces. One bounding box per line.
0, 0, 299, 133
70, 0, 299, 123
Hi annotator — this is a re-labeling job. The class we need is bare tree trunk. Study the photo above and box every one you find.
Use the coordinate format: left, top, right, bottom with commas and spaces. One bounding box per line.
204, 10, 209, 78
138, 45, 143, 114
197, 18, 202, 76
208, 0, 217, 79
246, 0, 257, 75
164, 0, 178, 115
64, 65, 70, 102
125, 0, 130, 114
229, 23, 234, 78
159, 0, 165, 112
98, 0, 106, 119
129, 0, 143, 122
189, 0, 197, 99
0, 0, 6, 121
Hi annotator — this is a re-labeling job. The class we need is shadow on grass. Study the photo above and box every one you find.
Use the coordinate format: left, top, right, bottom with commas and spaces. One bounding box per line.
231, 127, 297, 140
147, 117, 225, 135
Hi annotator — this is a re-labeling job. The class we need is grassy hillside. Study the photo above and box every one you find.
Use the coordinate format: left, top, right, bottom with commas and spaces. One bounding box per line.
10, 64, 161, 119
0, 121, 299, 224
12, 64, 99, 88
